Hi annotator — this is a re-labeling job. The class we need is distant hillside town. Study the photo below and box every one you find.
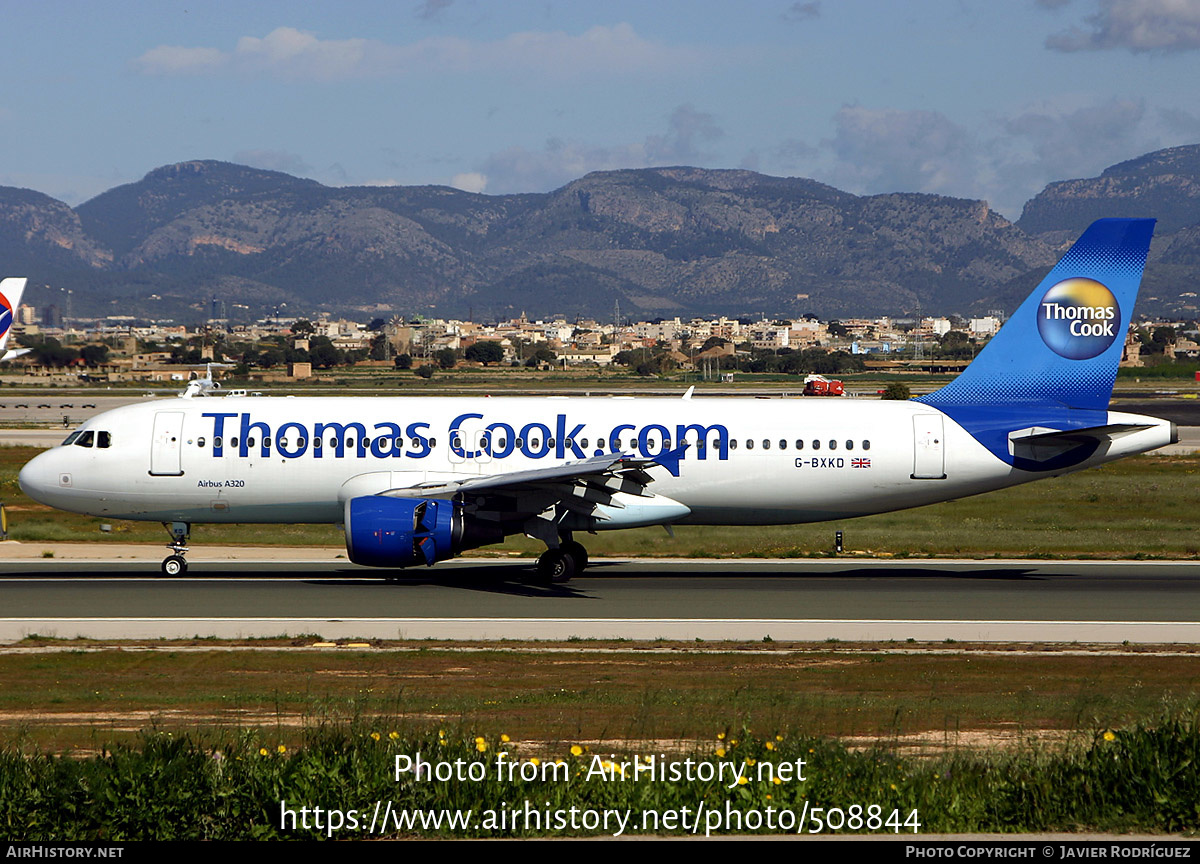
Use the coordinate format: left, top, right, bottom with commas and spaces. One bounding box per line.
5, 299, 1190, 385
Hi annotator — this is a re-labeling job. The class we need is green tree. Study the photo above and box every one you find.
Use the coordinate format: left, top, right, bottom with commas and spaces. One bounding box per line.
369, 333, 390, 361
436, 348, 458, 369
394, 353, 412, 369
79, 344, 109, 365
881, 382, 911, 400
308, 336, 341, 369
465, 341, 505, 365
291, 319, 316, 336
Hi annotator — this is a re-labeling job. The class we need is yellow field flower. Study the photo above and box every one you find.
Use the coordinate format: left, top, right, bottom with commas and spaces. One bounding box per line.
717, 732, 726, 740
476, 741, 488, 752
259, 748, 269, 756
1103, 731, 1116, 742
277, 744, 286, 754
765, 741, 775, 751
716, 747, 726, 758
570, 745, 583, 756
531, 757, 541, 766
389, 731, 399, 740
773, 777, 782, 786
501, 734, 510, 742
370, 732, 380, 741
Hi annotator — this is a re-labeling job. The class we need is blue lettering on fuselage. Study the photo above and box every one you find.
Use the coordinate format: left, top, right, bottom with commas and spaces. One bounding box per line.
201, 412, 729, 475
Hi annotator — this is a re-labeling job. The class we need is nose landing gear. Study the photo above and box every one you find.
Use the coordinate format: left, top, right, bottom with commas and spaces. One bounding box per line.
161, 521, 190, 575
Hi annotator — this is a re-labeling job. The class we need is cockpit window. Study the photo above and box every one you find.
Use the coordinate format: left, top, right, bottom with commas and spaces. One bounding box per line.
62, 431, 81, 446
97, 431, 111, 449
75, 431, 95, 448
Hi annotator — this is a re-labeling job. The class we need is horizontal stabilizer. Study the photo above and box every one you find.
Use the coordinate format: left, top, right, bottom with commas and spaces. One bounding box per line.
1008, 422, 1153, 463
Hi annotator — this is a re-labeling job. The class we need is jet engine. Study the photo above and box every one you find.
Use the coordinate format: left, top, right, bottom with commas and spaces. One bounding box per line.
343, 496, 503, 567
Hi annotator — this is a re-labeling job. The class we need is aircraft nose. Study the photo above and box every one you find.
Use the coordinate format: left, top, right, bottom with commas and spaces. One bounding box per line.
18, 449, 62, 506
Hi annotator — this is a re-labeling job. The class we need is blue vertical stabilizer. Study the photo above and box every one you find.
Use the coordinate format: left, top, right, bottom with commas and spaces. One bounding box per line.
919, 218, 1154, 412
918, 218, 1155, 471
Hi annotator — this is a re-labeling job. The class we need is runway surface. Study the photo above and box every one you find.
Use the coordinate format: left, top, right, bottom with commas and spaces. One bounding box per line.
3, 558, 1200, 643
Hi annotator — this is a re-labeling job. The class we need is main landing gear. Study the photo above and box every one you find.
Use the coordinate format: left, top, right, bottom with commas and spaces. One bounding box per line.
535, 534, 589, 584
161, 521, 190, 576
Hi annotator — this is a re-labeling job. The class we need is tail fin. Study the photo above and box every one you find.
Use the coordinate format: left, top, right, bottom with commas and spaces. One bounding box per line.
0, 278, 26, 355
919, 218, 1154, 411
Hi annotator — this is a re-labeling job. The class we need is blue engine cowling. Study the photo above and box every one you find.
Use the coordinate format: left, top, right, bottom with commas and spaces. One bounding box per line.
343, 496, 503, 567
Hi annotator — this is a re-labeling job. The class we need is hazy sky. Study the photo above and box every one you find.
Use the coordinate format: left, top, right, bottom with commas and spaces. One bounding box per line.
3, 0, 1199, 218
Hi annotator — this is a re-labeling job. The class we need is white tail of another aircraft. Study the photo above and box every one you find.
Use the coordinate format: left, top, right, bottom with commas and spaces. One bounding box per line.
0, 277, 30, 361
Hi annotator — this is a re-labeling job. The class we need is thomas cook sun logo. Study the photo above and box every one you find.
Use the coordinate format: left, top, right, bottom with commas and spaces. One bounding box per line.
1036, 277, 1120, 360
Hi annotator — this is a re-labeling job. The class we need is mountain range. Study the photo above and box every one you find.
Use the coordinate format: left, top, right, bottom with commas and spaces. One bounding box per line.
4, 145, 1200, 323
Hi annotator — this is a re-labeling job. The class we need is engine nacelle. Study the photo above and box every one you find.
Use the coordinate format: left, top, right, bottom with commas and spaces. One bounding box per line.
343, 496, 503, 567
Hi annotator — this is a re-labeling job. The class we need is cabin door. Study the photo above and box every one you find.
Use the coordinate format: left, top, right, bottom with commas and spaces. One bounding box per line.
149, 411, 185, 476
912, 414, 946, 480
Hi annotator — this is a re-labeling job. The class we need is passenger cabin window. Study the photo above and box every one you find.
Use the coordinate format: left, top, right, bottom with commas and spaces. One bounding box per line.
779, 439, 787, 450
97, 431, 111, 449
829, 440, 837, 450
846, 440, 854, 451
762, 439, 771, 450
746, 439, 754, 450
812, 440, 820, 450
75, 431, 94, 448
795, 439, 804, 450
198, 437, 206, 448
729, 439, 737, 450
214, 436, 223, 449
863, 440, 871, 451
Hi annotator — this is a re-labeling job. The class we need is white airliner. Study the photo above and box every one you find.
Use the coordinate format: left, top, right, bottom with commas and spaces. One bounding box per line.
17, 219, 1176, 580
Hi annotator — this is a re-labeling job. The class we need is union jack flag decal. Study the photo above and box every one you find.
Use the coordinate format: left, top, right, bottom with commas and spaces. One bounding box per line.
851, 458, 871, 468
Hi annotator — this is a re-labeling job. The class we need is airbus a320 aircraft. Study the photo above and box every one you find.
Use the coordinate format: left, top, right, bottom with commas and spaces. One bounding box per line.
18, 219, 1175, 580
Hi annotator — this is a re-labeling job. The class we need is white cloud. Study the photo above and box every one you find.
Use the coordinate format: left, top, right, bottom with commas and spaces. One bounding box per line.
1000, 98, 1147, 180
1046, 0, 1200, 53
450, 172, 488, 193
783, 2, 822, 21
821, 106, 978, 197
415, 0, 453, 22
133, 23, 707, 81
132, 45, 228, 75
476, 104, 725, 194
232, 149, 312, 176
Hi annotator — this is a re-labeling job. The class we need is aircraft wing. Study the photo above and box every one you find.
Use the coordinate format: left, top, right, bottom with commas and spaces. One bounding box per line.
378, 446, 689, 524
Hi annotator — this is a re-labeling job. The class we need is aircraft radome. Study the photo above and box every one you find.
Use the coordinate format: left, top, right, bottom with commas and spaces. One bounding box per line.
18, 219, 1175, 581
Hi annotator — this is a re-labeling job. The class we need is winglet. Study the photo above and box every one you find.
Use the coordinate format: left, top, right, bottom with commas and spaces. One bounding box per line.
682, 385, 695, 400
647, 442, 689, 478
